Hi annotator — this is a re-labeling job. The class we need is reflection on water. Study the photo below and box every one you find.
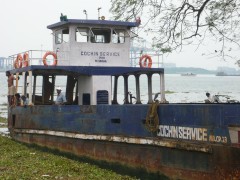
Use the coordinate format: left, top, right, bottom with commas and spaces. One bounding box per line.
0, 72, 239, 115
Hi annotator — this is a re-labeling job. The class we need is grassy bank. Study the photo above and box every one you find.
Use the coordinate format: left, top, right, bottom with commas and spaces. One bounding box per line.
0, 116, 167, 180
0, 136, 137, 179
0, 116, 7, 123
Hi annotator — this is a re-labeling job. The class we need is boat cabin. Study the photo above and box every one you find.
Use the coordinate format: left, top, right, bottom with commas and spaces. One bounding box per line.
48, 18, 136, 66
8, 17, 166, 106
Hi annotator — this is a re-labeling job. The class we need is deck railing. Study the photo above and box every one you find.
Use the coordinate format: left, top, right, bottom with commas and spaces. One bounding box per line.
8, 50, 70, 67
6, 49, 163, 68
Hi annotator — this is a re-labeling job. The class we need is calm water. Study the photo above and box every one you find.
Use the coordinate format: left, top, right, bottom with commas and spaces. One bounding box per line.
164, 74, 240, 103
0, 72, 240, 117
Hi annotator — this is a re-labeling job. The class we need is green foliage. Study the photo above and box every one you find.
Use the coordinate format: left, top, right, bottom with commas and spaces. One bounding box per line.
165, 90, 175, 94
0, 136, 136, 179
0, 117, 7, 123
160, 47, 172, 54
110, 0, 144, 21
110, 0, 240, 63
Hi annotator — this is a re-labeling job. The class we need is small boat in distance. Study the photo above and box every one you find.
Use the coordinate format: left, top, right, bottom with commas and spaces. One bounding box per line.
216, 71, 240, 76
181, 72, 196, 76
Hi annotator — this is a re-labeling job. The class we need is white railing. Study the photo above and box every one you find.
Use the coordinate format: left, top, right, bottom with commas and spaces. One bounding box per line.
7, 49, 164, 68
8, 50, 70, 67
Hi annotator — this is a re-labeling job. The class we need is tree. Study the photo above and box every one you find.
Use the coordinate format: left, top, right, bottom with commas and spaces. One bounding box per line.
110, 0, 240, 65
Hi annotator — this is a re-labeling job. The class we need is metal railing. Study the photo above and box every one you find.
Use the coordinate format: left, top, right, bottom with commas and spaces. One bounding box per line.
8, 50, 70, 67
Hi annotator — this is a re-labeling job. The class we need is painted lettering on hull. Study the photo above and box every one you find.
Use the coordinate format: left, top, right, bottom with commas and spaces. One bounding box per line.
209, 135, 228, 143
158, 125, 208, 141
157, 125, 228, 143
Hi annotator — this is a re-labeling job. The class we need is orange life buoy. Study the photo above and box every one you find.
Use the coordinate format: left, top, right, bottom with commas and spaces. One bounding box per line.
139, 54, 152, 68
43, 51, 58, 66
23, 52, 29, 67
14, 54, 23, 69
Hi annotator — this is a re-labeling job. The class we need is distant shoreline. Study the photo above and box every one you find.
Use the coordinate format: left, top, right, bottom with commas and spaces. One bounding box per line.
164, 67, 216, 74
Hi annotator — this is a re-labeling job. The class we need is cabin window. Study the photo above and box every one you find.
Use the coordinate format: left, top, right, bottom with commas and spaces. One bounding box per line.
112, 29, 127, 44
91, 28, 111, 43
55, 28, 69, 44
76, 27, 92, 42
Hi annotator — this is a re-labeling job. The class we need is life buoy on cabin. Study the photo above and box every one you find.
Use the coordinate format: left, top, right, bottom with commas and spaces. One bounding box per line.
43, 51, 58, 66
23, 52, 29, 67
139, 54, 152, 68
14, 54, 23, 69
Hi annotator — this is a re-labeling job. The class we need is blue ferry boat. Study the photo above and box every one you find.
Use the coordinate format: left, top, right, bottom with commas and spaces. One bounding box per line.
7, 16, 240, 179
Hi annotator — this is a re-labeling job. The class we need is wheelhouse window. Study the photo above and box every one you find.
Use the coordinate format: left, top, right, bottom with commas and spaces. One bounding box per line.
112, 29, 128, 44
91, 28, 111, 43
55, 28, 69, 44
76, 27, 92, 42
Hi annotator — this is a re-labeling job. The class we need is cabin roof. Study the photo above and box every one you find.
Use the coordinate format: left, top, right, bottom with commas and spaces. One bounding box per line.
47, 19, 138, 29
9, 66, 164, 76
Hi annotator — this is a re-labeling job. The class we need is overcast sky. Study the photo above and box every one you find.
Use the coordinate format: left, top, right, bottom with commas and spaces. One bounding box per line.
0, 0, 239, 70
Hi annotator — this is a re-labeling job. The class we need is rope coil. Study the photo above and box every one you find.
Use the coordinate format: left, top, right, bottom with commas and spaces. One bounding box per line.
145, 101, 160, 132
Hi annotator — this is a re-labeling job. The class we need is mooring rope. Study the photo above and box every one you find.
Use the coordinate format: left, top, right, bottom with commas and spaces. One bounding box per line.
145, 101, 159, 132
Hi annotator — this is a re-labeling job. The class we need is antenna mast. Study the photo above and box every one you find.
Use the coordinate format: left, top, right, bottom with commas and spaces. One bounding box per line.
98, 7, 101, 20
83, 10, 88, 19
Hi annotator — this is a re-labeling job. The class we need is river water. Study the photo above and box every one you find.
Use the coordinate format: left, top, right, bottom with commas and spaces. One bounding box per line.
0, 72, 240, 117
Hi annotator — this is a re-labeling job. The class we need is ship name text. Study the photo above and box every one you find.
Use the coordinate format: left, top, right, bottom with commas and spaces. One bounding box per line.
157, 125, 208, 141
81, 51, 120, 57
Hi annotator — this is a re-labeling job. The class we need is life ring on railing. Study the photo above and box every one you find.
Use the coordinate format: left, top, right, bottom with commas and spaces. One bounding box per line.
14, 54, 23, 69
139, 54, 152, 68
23, 52, 29, 67
43, 51, 58, 66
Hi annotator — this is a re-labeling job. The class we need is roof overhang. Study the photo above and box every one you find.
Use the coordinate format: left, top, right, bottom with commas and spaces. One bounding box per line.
47, 19, 138, 29
9, 66, 164, 76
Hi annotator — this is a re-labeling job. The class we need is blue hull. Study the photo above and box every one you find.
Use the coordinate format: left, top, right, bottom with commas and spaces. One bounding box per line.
8, 103, 240, 179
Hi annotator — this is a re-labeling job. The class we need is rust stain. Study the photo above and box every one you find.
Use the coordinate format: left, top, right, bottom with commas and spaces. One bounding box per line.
11, 130, 240, 179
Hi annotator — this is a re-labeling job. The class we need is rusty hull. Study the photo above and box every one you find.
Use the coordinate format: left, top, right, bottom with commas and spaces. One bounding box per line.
10, 130, 240, 180
8, 104, 240, 179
